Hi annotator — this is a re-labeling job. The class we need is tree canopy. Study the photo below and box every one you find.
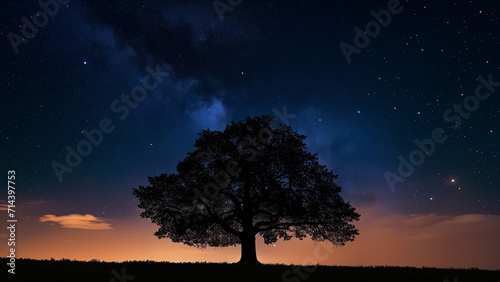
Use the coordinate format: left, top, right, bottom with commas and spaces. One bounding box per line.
133, 115, 360, 263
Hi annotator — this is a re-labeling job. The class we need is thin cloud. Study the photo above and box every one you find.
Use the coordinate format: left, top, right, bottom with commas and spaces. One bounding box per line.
358, 209, 500, 241
39, 214, 113, 230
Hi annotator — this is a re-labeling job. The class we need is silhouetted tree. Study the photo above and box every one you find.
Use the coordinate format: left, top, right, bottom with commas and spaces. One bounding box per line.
133, 115, 360, 264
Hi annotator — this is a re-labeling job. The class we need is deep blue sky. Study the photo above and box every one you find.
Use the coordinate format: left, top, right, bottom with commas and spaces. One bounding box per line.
1, 0, 499, 222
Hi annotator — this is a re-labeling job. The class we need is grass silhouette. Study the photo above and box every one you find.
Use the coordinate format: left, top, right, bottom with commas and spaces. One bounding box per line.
1, 258, 499, 282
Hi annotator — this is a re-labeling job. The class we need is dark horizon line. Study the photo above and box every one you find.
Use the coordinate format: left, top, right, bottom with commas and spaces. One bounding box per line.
0, 257, 498, 271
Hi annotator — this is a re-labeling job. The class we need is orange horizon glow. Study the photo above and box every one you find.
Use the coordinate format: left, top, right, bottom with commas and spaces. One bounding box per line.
2, 203, 499, 271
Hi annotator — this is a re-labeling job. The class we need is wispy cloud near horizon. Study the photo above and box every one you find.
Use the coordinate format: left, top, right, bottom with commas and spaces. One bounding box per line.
39, 214, 113, 230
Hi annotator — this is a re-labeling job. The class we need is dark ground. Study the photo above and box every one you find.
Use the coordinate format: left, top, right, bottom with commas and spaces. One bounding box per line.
1, 258, 499, 282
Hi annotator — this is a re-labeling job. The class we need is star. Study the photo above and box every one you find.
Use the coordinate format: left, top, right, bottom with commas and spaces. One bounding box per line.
83, 61, 87, 65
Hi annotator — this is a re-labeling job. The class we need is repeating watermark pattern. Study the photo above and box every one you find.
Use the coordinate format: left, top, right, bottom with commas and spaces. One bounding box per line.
7, 0, 70, 54
110, 267, 135, 282
51, 64, 169, 182
340, 0, 403, 64
273, 106, 297, 125
384, 73, 499, 192
281, 241, 335, 282
6, 170, 17, 275
213, 0, 243, 21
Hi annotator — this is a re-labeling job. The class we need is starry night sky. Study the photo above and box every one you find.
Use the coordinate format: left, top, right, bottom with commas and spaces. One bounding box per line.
1, 0, 499, 268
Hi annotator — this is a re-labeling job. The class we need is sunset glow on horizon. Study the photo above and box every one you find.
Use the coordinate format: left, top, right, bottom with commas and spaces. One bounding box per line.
2, 201, 499, 270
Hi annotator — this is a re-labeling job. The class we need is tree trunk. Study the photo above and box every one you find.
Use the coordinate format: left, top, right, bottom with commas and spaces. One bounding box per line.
238, 232, 259, 264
